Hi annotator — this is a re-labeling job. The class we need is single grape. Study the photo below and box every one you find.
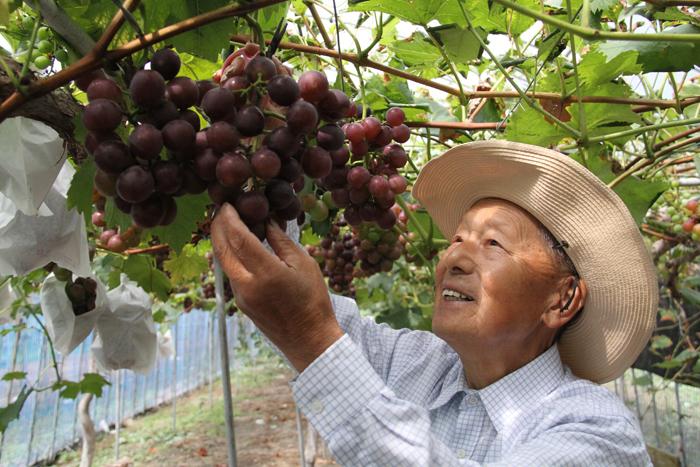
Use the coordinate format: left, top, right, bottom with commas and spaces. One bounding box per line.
267, 75, 299, 106
196, 80, 217, 106
245, 55, 277, 82
361, 117, 382, 140
179, 110, 201, 131
386, 107, 406, 127
350, 139, 369, 158
83, 98, 122, 133
54, 49, 68, 63
222, 75, 252, 106
388, 174, 408, 194
162, 119, 196, 150
301, 147, 332, 179
391, 124, 410, 143
368, 175, 391, 199
309, 200, 329, 222
166, 77, 199, 110
376, 208, 397, 229
181, 168, 208, 194
193, 148, 220, 181
85, 131, 119, 154
94, 169, 118, 197
151, 48, 181, 81
92, 211, 106, 227
99, 229, 117, 245
278, 158, 303, 183
128, 124, 163, 160
86, 78, 121, 102
33, 55, 51, 70
114, 196, 132, 214
208, 182, 241, 206
37, 27, 50, 40
235, 191, 269, 224
235, 105, 265, 137
264, 126, 301, 161
201, 87, 236, 121
129, 70, 166, 109
116, 165, 155, 204
94, 140, 135, 174
160, 196, 178, 226
149, 100, 180, 128
372, 125, 393, 147
286, 100, 318, 135
298, 71, 329, 102
349, 186, 370, 206
275, 195, 301, 221
330, 146, 350, 167
322, 167, 349, 189
153, 161, 183, 194
107, 234, 127, 253
207, 121, 240, 153
215, 152, 252, 187
344, 123, 365, 145
318, 90, 351, 121
251, 148, 281, 180
316, 124, 345, 151
384, 144, 408, 168
265, 179, 296, 210
74, 69, 106, 92
331, 188, 351, 208
347, 166, 371, 189
131, 194, 166, 228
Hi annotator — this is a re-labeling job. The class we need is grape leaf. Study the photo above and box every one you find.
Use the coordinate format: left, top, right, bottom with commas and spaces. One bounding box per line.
651, 335, 673, 350
122, 255, 172, 301
163, 244, 208, 284
387, 35, 441, 68
151, 193, 210, 254
0, 385, 32, 433
589, 0, 617, 13
104, 197, 133, 232
505, 104, 569, 147
1, 371, 26, 381
66, 159, 96, 225
598, 24, 700, 73
349, 0, 467, 28
177, 52, 220, 82
576, 49, 641, 87
430, 25, 484, 63
464, 0, 538, 35
52, 373, 110, 399
256, 1, 291, 35
167, 0, 233, 61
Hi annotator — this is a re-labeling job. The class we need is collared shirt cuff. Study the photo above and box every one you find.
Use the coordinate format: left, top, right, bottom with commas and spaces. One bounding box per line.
291, 334, 386, 439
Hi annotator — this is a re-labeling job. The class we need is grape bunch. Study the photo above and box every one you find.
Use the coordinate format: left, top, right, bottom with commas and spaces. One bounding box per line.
307, 218, 359, 296
320, 107, 410, 230
355, 215, 405, 276
49, 265, 99, 316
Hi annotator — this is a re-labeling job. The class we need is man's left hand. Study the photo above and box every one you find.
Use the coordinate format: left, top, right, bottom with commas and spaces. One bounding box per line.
211, 203, 344, 372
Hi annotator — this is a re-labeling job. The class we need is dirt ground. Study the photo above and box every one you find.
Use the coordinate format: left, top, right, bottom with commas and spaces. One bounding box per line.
51, 360, 338, 466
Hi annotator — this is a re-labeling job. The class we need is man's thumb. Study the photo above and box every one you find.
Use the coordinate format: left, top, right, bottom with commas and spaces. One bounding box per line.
266, 220, 302, 266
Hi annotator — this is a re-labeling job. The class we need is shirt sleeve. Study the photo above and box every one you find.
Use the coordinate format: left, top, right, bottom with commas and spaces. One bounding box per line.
292, 335, 652, 467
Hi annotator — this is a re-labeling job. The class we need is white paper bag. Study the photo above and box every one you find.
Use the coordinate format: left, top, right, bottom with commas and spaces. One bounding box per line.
39, 274, 108, 355
0, 280, 18, 325
92, 274, 157, 374
0, 163, 91, 277
158, 329, 175, 358
0, 117, 66, 216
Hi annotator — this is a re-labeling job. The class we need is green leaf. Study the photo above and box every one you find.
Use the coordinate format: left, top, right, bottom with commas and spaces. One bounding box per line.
256, 1, 290, 34
598, 24, 700, 73
589, 0, 617, 13
430, 26, 484, 63
364, 75, 414, 108
0, 385, 32, 433
0, 0, 10, 26
654, 359, 682, 369
387, 35, 441, 68
79, 373, 110, 397
122, 255, 172, 301
151, 193, 210, 254
53, 380, 81, 399
177, 52, 220, 81
576, 49, 641, 87
67, 159, 96, 224
505, 104, 569, 147
650, 335, 673, 350
1, 371, 26, 381
463, 0, 538, 35
104, 197, 133, 232
678, 286, 700, 306
675, 349, 698, 363
349, 0, 467, 28
578, 153, 667, 225
632, 373, 652, 386
163, 244, 208, 284
168, 0, 233, 61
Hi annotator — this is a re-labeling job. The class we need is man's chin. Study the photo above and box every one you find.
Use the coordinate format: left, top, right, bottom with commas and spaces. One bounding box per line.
432, 300, 477, 340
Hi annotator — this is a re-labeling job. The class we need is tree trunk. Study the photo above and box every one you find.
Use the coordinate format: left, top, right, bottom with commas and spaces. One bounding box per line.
78, 392, 96, 467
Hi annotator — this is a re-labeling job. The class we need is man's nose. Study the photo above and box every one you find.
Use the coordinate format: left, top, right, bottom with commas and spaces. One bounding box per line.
440, 241, 476, 276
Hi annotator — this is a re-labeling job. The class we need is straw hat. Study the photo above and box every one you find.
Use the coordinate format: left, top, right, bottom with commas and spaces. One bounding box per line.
412, 140, 658, 384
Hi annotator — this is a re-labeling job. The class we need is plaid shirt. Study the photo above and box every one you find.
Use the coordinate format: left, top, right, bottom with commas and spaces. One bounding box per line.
291, 294, 651, 466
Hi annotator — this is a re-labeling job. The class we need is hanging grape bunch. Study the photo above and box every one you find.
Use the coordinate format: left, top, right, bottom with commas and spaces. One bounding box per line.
355, 221, 405, 276
307, 217, 359, 296
321, 106, 410, 230
46, 264, 99, 316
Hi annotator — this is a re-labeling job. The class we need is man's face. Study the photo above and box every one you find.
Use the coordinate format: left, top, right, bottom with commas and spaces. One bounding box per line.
433, 198, 564, 352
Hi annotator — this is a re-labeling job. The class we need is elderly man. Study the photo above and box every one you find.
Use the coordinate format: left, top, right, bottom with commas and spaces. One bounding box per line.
211, 140, 657, 465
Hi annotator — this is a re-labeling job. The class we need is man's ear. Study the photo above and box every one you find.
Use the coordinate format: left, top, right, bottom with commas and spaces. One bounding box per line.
542, 276, 587, 330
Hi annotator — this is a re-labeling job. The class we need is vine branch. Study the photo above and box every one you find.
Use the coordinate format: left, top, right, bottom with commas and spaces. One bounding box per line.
492, 0, 700, 42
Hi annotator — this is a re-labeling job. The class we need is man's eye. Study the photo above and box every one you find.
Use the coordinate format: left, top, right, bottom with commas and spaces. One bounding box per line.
488, 239, 501, 247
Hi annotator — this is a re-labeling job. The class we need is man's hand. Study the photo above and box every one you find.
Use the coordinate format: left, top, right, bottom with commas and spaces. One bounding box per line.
211, 203, 344, 372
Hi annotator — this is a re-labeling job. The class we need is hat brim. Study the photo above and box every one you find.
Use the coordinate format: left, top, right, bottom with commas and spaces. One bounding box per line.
412, 140, 658, 383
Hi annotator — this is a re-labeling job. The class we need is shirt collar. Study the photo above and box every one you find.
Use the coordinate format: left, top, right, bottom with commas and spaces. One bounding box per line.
478, 344, 566, 436
427, 357, 470, 410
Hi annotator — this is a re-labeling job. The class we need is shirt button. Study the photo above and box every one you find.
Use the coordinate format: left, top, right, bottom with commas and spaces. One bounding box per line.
456, 449, 466, 459
466, 395, 479, 406
309, 399, 324, 414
